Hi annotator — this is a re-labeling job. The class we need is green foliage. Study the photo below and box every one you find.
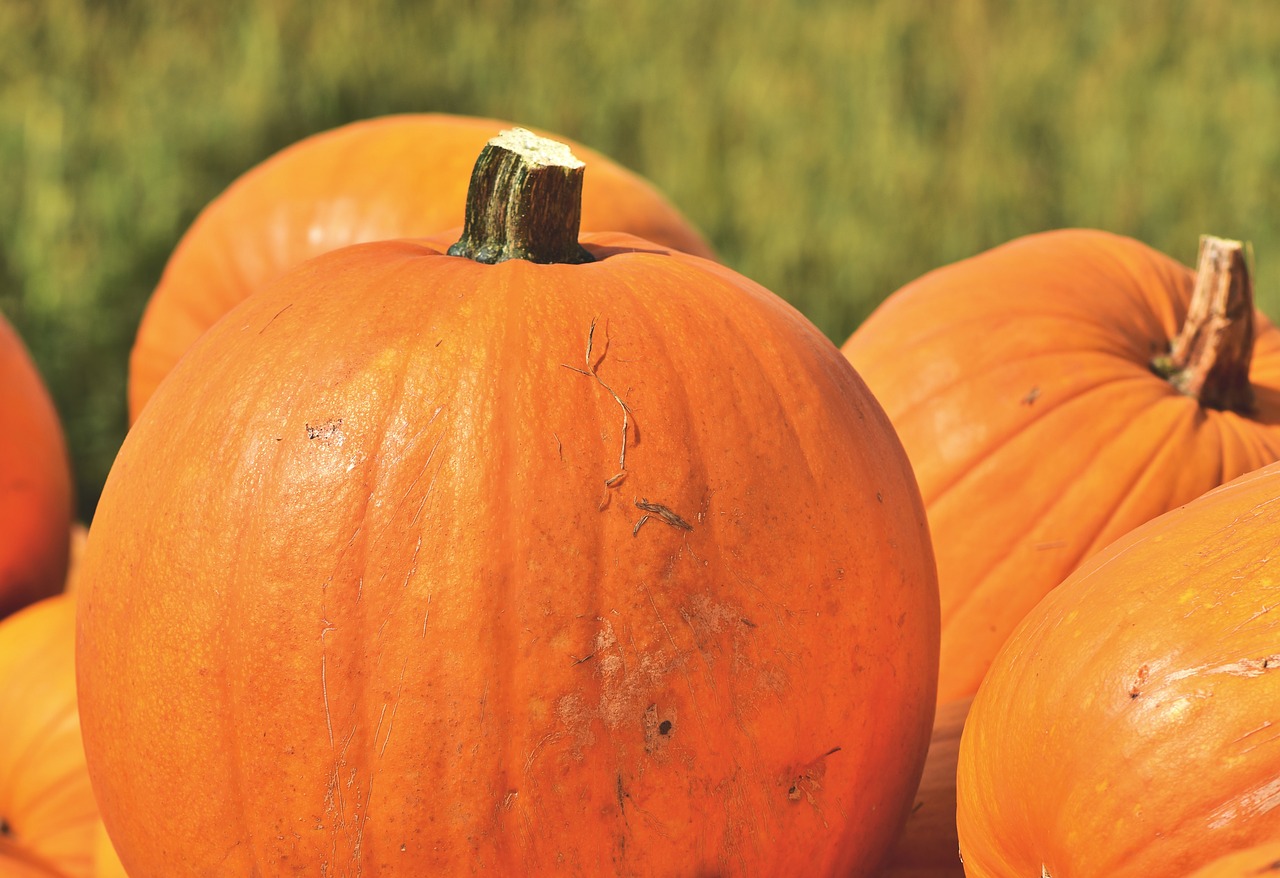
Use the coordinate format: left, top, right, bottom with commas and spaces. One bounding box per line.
6, 0, 1280, 518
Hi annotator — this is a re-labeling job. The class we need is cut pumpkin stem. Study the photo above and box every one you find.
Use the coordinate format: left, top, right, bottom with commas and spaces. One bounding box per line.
1152, 235, 1255, 413
448, 127, 596, 266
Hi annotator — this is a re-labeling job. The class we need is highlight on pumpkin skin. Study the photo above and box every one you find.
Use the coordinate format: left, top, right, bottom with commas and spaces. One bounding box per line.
79, 132, 939, 877
841, 228, 1280, 704
126, 112, 715, 424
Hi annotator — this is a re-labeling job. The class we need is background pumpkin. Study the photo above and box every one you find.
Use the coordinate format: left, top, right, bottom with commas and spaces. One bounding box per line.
127, 112, 715, 423
0, 314, 72, 621
0, 594, 99, 878
956, 459, 1280, 877
79, 132, 939, 877
842, 229, 1280, 701
1183, 842, 1280, 878
878, 698, 969, 878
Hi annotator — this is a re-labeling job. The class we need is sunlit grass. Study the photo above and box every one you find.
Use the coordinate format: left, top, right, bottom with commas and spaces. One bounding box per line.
6, 0, 1280, 517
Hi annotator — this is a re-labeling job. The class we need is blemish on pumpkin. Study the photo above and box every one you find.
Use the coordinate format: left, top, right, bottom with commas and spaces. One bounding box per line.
784, 747, 842, 805
260, 302, 294, 333
642, 703, 677, 754
1129, 664, 1150, 699
306, 419, 344, 445
0, 818, 9, 836
1022, 386, 1040, 405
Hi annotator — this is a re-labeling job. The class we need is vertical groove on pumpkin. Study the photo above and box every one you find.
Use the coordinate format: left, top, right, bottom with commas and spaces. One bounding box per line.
1151, 235, 1255, 413
448, 128, 596, 266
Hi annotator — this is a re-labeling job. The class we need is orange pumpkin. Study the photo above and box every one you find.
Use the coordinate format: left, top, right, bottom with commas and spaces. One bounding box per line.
878, 698, 969, 878
128, 112, 715, 422
0, 313, 72, 620
80, 130, 939, 877
956, 460, 1280, 877
0, 595, 99, 878
1184, 843, 1280, 877
842, 230, 1280, 701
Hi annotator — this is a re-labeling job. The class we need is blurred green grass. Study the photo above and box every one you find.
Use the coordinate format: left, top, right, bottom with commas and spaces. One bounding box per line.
5, 0, 1280, 520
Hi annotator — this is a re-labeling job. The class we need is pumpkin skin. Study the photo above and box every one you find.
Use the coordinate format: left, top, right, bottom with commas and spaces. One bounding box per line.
842, 229, 1280, 702
1184, 843, 1280, 877
0, 595, 99, 878
956, 461, 1280, 878
0, 313, 72, 620
80, 233, 940, 876
878, 698, 969, 878
127, 112, 715, 422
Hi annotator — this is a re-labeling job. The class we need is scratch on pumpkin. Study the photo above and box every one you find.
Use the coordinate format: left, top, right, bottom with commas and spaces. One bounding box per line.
561, 318, 635, 495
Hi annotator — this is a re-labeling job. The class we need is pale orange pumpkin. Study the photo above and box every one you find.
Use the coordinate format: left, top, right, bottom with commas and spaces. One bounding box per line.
0, 595, 99, 878
877, 698, 968, 878
1183, 842, 1280, 877
843, 230, 1280, 701
127, 112, 715, 422
957, 461, 1280, 877
79, 130, 939, 877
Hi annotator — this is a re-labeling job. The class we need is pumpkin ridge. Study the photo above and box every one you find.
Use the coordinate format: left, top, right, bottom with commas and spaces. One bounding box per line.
919, 370, 1157, 510
941, 395, 1194, 635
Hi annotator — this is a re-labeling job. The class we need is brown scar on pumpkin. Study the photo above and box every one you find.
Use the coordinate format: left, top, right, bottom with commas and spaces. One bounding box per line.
635, 499, 693, 531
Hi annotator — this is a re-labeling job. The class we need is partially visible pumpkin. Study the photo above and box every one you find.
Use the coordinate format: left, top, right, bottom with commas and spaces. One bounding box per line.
1184, 843, 1280, 877
0, 594, 99, 878
91, 822, 127, 878
843, 230, 1280, 701
0, 313, 72, 620
957, 460, 1280, 877
128, 112, 715, 422
80, 130, 939, 877
878, 698, 969, 878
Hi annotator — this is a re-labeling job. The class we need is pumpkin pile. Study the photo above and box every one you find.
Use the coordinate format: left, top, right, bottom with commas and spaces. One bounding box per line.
5, 110, 1280, 878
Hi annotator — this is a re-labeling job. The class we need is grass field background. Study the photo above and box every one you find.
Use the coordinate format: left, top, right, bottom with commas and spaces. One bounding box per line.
6, 0, 1280, 519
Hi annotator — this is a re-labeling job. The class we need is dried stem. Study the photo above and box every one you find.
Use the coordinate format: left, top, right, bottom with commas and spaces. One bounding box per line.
448, 128, 595, 265
1151, 235, 1255, 413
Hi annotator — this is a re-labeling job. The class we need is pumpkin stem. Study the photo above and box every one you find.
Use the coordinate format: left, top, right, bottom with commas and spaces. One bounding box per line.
1151, 235, 1255, 413
448, 128, 595, 265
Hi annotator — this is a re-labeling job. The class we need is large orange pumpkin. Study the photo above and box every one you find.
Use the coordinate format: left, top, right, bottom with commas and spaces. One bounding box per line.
79, 130, 939, 876
0, 594, 99, 878
956, 460, 1280, 877
0, 314, 72, 620
842, 230, 1280, 701
128, 112, 715, 422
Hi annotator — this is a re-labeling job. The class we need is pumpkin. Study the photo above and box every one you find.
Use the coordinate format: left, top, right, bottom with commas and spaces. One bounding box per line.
878, 698, 969, 878
842, 230, 1280, 701
0, 313, 72, 620
1184, 843, 1280, 877
956, 460, 1280, 877
128, 112, 715, 422
79, 130, 939, 876
0, 595, 99, 878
